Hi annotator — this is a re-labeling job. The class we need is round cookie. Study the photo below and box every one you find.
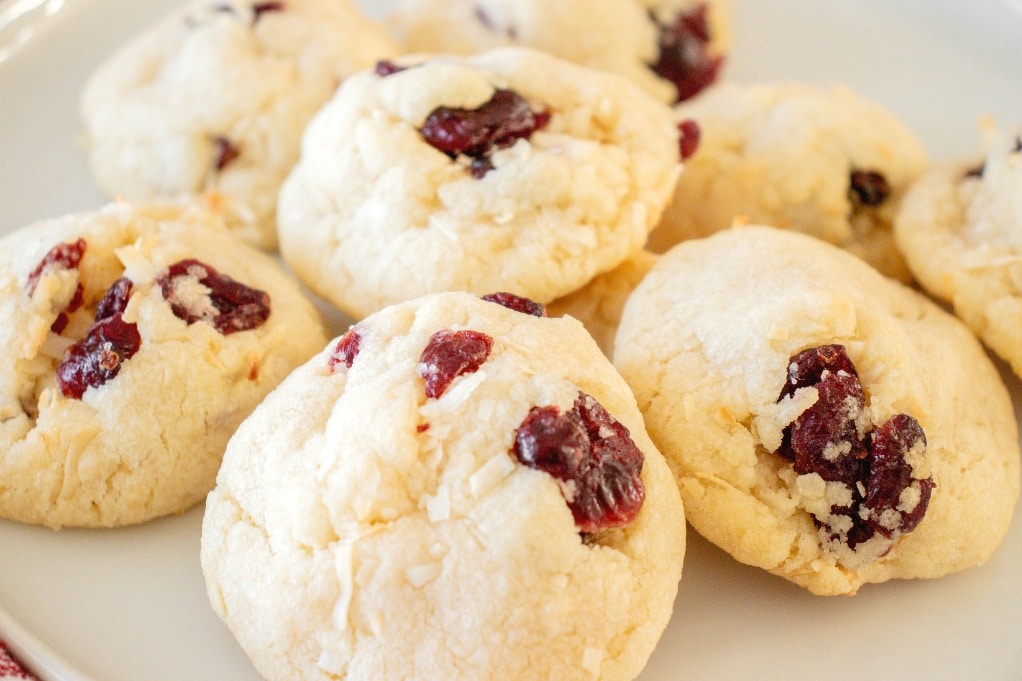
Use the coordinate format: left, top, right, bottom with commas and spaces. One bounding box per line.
615, 225, 1020, 596
277, 47, 684, 320
0, 202, 328, 529
386, 0, 730, 103
81, 0, 399, 250
548, 250, 658, 358
646, 81, 930, 282
894, 128, 1022, 378
201, 291, 685, 681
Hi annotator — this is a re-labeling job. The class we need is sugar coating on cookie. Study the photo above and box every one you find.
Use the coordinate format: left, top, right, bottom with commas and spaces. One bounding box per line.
548, 250, 658, 358
895, 129, 1022, 378
647, 82, 929, 282
277, 47, 684, 320
615, 226, 1020, 596
0, 202, 327, 529
386, 0, 730, 104
201, 291, 685, 681
81, 0, 399, 250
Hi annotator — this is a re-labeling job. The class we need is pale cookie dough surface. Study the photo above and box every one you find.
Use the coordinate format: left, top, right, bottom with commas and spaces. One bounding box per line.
201, 291, 685, 681
647, 81, 929, 282
0, 202, 327, 529
615, 226, 1020, 596
81, 0, 399, 250
386, 0, 731, 103
548, 250, 658, 358
894, 130, 1022, 378
277, 47, 683, 320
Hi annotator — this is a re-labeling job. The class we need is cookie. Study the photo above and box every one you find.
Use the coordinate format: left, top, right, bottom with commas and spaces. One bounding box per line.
277, 47, 684, 320
548, 250, 658, 358
80, 0, 399, 250
0, 202, 327, 529
894, 128, 1022, 378
615, 225, 1020, 596
386, 0, 730, 103
646, 81, 930, 282
201, 291, 685, 681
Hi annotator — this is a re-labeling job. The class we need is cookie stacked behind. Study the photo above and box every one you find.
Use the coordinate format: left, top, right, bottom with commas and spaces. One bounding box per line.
0, 202, 327, 529
615, 225, 1020, 595
648, 81, 929, 282
201, 291, 685, 681
895, 128, 1022, 379
276, 47, 684, 321
386, 0, 732, 103
81, 0, 400, 250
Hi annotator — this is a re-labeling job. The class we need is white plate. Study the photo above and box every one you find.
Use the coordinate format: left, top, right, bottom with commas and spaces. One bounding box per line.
1, 1, 1021, 680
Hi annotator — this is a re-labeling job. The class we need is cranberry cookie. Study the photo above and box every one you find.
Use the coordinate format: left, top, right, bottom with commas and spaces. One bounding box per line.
201, 291, 685, 681
615, 226, 1020, 595
81, 0, 399, 250
0, 203, 327, 529
647, 81, 929, 281
386, 0, 730, 103
277, 47, 684, 320
894, 129, 1022, 378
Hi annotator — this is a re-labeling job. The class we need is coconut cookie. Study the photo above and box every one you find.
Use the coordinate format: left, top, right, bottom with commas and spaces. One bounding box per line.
201, 291, 685, 681
646, 81, 929, 282
0, 202, 327, 529
386, 0, 730, 104
615, 226, 1020, 596
894, 130, 1022, 377
277, 47, 684, 320
81, 0, 399, 250
548, 250, 658, 358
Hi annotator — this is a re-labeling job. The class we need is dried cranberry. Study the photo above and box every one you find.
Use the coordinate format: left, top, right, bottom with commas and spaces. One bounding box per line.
212, 136, 241, 172
775, 345, 933, 550
328, 327, 362, 372
512, 391, 645, 532
649, 4, 723, 103
251, 1, 283, 23
417, 329, 493, 399
480, 292, 547, 317
94, 277, 133, 323
27, 238, 86, 296
56, 314, 141, 399
863, 414, 934, 536
157, 259, 270, 335
50, 283, 86, 333
420, 89, 550, 177
677, 118, 701, 161
374, 60, 406, 77
849, 169, 890, 207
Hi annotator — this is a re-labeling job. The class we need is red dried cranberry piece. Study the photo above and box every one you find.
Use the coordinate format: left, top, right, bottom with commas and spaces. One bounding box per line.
94, 277, 134, 322
649, 4, 723, 103
775, 345, 933, 550
251, 1, 284, 23
51, 283, 87, 334
677, 118, 701, 161
27, 238, 87, 296
328, 327, 362, 372
157, 259, 270, 335
375, 60, 406, 77
420, 88, 550, 176
863, 414, 934, 536
782, 368, 869, 486
212, 136, 241, 172
512, 391, 645, 532
480, 292, 547, 317
56, 314, 141, 399
417, 329, 493, 399
849, 169, 891, 206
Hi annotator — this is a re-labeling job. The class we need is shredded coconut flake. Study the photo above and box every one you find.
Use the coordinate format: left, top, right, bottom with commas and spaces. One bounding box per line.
469, 453, 516, 498
405, 562, 442, 589
582, 648, 604, 675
